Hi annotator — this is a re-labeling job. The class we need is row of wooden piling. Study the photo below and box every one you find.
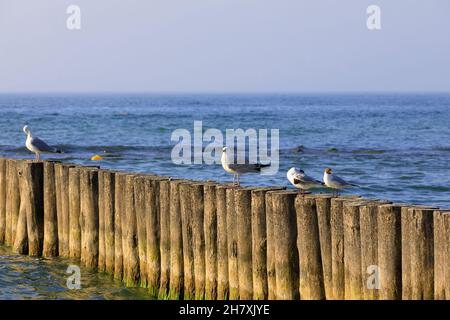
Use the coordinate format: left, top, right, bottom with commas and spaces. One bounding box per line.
0, 158, 449, 300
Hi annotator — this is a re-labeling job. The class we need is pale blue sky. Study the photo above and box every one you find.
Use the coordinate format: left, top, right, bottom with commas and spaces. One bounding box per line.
0, 0, 449, 93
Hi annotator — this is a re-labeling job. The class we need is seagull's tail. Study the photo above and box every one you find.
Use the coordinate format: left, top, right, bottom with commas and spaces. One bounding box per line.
256, 164, 271, 172
349, 183, 359, 187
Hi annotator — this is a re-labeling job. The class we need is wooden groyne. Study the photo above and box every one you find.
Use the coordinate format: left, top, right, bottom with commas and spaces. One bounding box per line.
0, 158, 449, 300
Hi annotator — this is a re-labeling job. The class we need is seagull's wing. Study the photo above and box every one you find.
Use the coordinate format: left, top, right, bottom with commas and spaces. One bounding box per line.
228, 163, 265, 173
291, 169, 323, 185
31, 137, 57, 153
302, 173, 324, 185
333, 175, 358, 187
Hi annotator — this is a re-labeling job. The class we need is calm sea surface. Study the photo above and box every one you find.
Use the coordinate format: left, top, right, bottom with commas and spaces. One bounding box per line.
0, 93, 449, 298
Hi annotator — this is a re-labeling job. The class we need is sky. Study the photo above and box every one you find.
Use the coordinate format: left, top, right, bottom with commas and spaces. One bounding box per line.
0, 0, 449, 93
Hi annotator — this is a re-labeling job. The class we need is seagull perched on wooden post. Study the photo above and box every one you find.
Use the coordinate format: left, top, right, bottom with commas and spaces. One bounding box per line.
287, 167, 324, 194
323, 167, 359, 196
221, 146, 269, 186
23, 125, 61, 161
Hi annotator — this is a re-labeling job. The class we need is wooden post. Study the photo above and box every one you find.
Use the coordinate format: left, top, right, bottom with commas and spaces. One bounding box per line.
43, 161, 59, 257
343, 200, 366, 300
444, 213, 450, 300
68, 167, 81, 260
314, 194, 333, 300
330, 196, 359, 300
134, 176, 148, 287
0, 158, 7, 244
114, 172, 126, 280
409, 207, 435, 300
144, 176, 162, 296
80, 168, 99, 269
158, 179, 171, 298
401, 205, 412, 299
377, 204, 402, 300
103, 170, 115, 275
251, 188, 270, 300
98, 170, 106, 272
234, 187, 253, 300
359, 202, 379, 300
265, 191, 277, 300
204, 183, 218, 300
192, 183, 206, 300
13, 162, 28, 254
55, 163, 73, 257
271, 191, 299, 300
168, 179, 186, 299
295, 195, 325, 300
180, 182, 195, 299
18, 161, 44, 256
122, 174, 140, 286
5, 159, 20, 246
216, 185, 229, 300
433, 210, 449, 300
226, 186, 239, 299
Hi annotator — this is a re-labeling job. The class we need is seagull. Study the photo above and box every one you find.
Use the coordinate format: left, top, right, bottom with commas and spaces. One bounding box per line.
221, 146, 269, 186
287, 167, 324, 194
23, 125, 61, 161
323, 168, 359, 196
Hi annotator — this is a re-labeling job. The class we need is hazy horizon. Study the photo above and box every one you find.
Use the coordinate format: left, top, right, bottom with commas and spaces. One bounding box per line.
1, 0, 449, 93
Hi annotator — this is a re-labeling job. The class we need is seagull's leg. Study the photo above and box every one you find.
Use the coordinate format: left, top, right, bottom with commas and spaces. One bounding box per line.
237, 174, 240, 187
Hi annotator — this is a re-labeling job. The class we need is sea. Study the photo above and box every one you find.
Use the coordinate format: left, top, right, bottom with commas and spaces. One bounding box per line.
0, 93, 449, 299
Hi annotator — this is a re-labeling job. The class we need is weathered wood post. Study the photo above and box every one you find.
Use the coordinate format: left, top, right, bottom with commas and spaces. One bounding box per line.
314, 194, 333, 300
433, 209, 449, 300
80, 167, 99, 269
5, 159, 20, 246
15, 161, 44, 256
55, 163, 74, 257
235, 187, 253, 300
204, 183, 218, 300
134, 176, 148, 287
191, 182, 206, 300
97, 170, 106, 272
103, 170, 115, 274
114, 172, 126, 280
401, 205, 412, 299
168, 179, 186, 299
0, 158, 7, 244
13, 162, 28, 254
68, 166, 81, 260
444, 213, 450, 299
180, 182, 195, 299
144, 176, 162, 296
359, 202, 380, 300
271, 191, 299, 300
122, 174, 140, 286
376, 204, 402, 300
43, 161, 59, 257
409, 207, 435, 300
295, 195, 325, 300
343, 200, 367, 300
226, 186, 239, 299
265, 191, 277, 300
158, 179, 171, 298
216, 185, 229, 300
251, 188, 270, 300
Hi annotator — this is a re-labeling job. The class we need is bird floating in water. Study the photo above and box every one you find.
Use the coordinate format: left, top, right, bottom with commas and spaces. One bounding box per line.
221, 147, 269, 186
287, 167, 324, 194
323, 168, 359, 196
23, 125, 61, 161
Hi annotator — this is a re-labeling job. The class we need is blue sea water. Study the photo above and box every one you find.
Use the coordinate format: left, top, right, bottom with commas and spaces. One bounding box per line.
0, 93, 449, 208
1, 93, 450, 299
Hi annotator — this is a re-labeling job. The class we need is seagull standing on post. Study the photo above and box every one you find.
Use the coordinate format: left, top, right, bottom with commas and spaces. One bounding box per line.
23, 125, 61, 161
287, 167, 324, 194
323, 168, 359, 196
221, 146, 269, 186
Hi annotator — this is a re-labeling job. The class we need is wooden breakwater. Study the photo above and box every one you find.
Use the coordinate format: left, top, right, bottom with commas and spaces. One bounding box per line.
0, 158, 449, 300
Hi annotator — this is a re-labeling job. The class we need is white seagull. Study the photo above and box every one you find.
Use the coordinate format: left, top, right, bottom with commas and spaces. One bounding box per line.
323, 168, 359, 196
287, 167, 324, 194
221, 147, 269, 186
23, 125, 61, 161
